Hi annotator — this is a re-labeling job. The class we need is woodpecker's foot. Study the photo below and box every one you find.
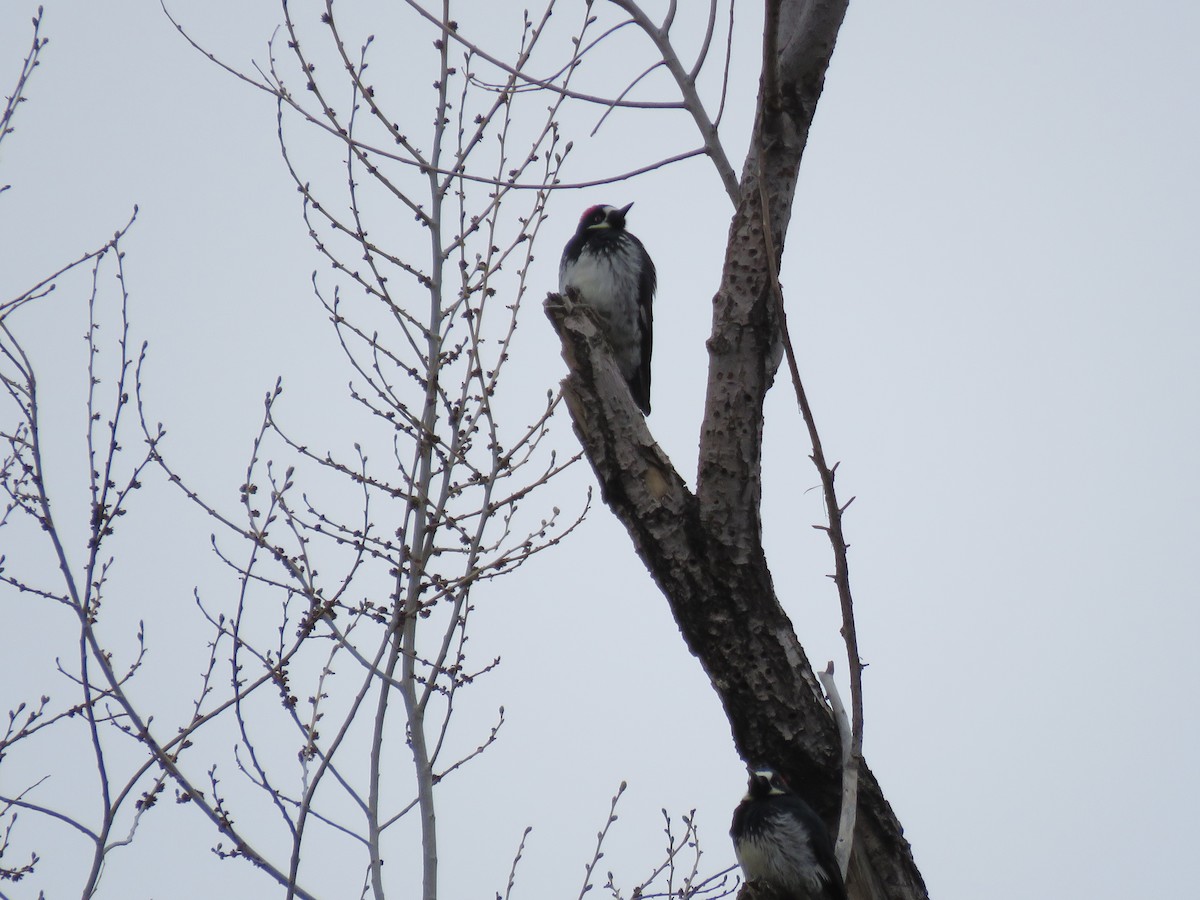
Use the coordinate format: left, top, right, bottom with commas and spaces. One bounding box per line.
545, 288, 579, 315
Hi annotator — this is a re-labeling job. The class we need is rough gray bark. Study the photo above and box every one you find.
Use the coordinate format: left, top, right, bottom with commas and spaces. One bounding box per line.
544, 2, 929, 899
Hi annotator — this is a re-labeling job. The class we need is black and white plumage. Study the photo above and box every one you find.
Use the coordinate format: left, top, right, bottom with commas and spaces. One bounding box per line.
730, 766, 847, 900
558, 202, 656, 415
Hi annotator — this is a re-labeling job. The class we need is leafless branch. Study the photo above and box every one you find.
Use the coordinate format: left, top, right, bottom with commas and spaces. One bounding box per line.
0, 5, 47, 194
606, 0, 740, 200
577, 780, 627, 900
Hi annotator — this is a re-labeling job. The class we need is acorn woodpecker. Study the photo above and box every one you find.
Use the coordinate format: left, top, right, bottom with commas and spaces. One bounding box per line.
559, 203, 656, 415
730, 766, 847, 900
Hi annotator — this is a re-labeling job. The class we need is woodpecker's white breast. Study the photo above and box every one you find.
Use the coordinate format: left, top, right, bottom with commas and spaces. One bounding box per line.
734, 811, 828, 897
558, 242, 645, 382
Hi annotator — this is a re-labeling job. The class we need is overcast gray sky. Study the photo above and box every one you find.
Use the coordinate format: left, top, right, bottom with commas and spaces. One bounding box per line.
1, 2, 1198, 898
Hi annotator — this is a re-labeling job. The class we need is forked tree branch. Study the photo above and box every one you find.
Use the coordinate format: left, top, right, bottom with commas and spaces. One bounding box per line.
606, 0, 739, 200
546, 1, 928, 898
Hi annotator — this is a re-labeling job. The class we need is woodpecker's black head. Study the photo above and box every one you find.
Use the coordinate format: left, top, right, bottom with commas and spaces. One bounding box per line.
576, 202, 634, 236
745, 765, 791, 801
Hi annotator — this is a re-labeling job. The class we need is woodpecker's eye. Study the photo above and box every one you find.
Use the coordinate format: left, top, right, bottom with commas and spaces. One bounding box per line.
590, 210, 605, 225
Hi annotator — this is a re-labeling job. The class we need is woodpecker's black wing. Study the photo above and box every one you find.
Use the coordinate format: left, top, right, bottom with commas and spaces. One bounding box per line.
776, 794, 847, 900
631, 232, 655, 415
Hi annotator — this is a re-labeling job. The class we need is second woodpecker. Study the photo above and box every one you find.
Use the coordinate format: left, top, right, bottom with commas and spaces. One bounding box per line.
731, 766, 848, 900
559, 203, 656, 415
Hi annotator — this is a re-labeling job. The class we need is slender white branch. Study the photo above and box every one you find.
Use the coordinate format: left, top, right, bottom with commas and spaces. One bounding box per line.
818, 662, 858, 876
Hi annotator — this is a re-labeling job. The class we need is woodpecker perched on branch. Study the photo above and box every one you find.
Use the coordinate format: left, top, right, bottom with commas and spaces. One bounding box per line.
558, 202, 656, 415
730, 766, 848, 900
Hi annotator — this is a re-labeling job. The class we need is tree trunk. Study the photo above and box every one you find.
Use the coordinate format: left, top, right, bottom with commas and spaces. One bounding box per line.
544, 2, 929, 898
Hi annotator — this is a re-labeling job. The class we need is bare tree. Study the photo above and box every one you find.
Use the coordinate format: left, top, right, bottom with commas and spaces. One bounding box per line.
2, 4, 738, 899
1, 4, 587, 897
2, 1, 930, 899
544, 2, 928, 898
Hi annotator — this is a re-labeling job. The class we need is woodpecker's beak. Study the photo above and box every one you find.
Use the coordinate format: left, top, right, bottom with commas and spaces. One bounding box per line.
618, 202, 634, 217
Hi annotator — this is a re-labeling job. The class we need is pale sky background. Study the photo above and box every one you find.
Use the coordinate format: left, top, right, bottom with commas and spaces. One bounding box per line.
1, 2, 1198, 899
